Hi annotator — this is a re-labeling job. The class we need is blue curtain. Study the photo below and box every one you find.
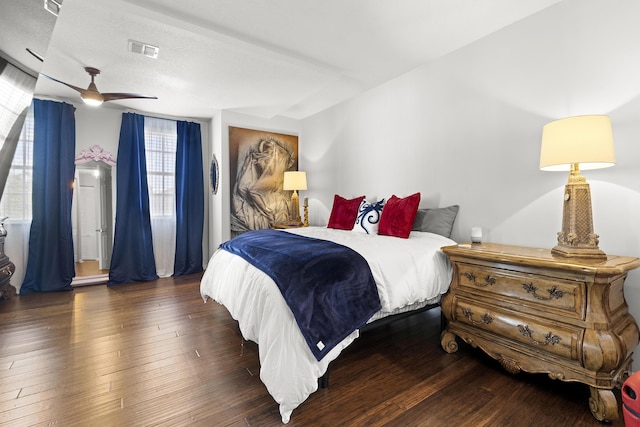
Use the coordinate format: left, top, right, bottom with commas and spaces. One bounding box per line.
108, 113, 158, 285
174, 121, 204, 276
20, 99, 76, 294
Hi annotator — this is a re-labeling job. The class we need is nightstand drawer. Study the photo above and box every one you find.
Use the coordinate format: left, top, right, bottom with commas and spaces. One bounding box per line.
456, 263, 585, 319
454, 297, 581, 361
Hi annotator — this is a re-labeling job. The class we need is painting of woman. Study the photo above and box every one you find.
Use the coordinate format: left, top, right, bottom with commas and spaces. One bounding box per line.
229, 127, 298, 237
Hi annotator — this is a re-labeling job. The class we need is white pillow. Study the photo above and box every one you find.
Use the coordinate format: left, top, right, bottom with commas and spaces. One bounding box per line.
353, 199, 385, 234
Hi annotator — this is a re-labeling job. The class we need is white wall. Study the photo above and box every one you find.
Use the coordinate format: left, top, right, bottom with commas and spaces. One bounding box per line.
74, 104, 122, 156
301, 0, 640, 369
74, 104, 122, 224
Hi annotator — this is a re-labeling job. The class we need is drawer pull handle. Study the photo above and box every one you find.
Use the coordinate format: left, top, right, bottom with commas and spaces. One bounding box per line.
461, 307, 493, 325
522, 283, 564, 300
463, 272, 495, 287
517, 324, 561, 346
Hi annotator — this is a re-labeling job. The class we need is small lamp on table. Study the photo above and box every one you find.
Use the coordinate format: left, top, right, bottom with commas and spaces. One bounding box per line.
539, 115, 615, 260
283, 171, 307, 224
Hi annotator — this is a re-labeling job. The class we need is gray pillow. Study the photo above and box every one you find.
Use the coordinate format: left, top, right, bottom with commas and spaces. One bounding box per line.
412, 205, 459, 237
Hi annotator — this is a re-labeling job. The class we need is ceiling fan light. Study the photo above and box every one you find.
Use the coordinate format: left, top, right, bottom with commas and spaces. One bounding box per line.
82, 94, 103, 106
83, 98, 103, 106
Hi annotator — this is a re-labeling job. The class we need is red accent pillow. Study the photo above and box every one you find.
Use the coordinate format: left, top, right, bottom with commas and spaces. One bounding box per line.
378, 192, 421, 238
327, 194, 365, 230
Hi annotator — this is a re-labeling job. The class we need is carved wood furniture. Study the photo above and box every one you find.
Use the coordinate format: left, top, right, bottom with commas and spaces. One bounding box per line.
440, 242, 640, 422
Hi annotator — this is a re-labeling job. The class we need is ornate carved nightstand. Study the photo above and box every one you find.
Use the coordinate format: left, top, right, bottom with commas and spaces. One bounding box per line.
440, 242, 640, 422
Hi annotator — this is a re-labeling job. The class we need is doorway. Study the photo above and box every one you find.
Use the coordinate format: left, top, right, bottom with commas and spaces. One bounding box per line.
71, 160, 113, 286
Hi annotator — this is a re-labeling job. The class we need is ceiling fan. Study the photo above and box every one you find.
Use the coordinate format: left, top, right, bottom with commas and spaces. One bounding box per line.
41, 67, 157, 106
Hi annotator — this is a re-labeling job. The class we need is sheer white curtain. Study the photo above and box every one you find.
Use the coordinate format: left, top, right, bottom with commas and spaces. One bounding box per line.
0, 107, 34, 287
0, 60, 36, 290
144, 117, 177, 277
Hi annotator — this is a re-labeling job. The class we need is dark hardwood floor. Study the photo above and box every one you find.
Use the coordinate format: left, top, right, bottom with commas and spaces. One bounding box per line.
0, 274, 628, 426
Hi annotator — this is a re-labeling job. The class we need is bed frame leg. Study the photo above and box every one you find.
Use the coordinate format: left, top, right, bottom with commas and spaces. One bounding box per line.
318, 371, 329, 388
440, 310, 447, 332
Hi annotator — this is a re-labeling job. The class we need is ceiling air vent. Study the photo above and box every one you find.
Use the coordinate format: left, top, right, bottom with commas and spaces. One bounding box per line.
128, 40, 159, 59
44, 0, 62, 16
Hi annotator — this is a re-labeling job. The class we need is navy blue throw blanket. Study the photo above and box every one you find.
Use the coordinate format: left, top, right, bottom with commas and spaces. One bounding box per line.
220, 229, 382, 361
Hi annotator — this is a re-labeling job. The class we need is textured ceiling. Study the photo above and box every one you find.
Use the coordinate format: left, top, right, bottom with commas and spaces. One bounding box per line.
1, 0, 562, 120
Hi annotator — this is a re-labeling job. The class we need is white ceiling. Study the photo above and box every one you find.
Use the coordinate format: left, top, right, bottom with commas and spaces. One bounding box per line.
1, 0, 562, 120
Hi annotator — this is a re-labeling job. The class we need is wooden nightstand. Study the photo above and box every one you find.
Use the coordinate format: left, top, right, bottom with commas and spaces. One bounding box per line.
440, 242, 640, 422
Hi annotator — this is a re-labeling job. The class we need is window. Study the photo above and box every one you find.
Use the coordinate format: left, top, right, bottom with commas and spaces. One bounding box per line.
144, 117, 176, 217
0, 107, 34, 221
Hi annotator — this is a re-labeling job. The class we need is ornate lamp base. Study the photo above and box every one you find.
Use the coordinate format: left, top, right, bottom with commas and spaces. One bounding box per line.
551, 244, 606, 260
289, 190, 302, 224
553, 168, 607, 261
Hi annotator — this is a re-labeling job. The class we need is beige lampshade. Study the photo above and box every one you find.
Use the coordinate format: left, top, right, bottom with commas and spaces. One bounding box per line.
283, 171, 307, 191
540, 115, 615, 171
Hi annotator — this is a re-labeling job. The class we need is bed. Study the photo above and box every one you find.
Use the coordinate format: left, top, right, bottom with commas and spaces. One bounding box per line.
200, 225, 455, 423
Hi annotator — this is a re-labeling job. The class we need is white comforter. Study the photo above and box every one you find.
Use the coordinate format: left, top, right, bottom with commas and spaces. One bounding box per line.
200, 227, 454, 423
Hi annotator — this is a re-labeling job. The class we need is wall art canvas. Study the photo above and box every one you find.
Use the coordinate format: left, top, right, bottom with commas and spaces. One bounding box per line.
229, 126, 298, 237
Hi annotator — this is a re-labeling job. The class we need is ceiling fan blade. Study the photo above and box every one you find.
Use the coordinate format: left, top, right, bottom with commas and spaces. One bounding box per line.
39, 73, 86, 94
41, 67, 156, 105
102, 93, 158, 102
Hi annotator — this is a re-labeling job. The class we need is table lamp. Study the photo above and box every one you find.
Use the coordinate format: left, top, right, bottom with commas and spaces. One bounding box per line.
539, 115, 615, 260
283, 171, 307, 224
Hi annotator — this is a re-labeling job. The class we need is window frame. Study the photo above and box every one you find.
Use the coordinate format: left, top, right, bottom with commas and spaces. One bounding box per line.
144, 117, 177, 218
